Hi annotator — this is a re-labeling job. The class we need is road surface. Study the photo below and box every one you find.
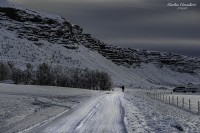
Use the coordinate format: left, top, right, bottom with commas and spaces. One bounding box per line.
28, 91, 127, 133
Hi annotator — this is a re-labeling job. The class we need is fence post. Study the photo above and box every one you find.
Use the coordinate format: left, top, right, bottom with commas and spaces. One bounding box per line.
189, 99, 191, 111
198, 101, 200, 114
169, 96, 170, 104
160, 93, 161, 100
172, 96, 174, 105
182, 98, 184, 108
177, 97, 178, 107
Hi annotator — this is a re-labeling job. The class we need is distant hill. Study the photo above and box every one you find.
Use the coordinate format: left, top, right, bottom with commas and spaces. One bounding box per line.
0, 1, 200, 88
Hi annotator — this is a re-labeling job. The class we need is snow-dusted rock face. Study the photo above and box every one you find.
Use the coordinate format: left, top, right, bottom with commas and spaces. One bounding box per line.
0, 3, 200, 88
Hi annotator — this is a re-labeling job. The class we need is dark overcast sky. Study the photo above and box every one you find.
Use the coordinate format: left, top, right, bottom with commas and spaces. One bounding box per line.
10, 0, 200, 57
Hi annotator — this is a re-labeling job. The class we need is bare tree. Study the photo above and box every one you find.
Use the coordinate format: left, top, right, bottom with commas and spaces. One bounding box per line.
24, 63, 33, 84
36, 63, 54, 85
0, 62, 11, 80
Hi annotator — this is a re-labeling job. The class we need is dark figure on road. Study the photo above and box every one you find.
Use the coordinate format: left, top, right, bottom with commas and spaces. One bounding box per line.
122, 86, 125, 92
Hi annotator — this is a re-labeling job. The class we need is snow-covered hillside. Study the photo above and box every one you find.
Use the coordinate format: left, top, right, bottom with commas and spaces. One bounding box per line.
0, 0, 200, 88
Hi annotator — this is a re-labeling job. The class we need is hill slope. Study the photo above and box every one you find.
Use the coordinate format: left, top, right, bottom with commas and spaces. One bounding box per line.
0, 1, 200, 88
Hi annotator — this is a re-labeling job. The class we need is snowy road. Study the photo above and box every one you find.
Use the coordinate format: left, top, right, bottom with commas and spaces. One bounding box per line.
28, 91, 127, 133
2, 85, 200, 133
15, 88, 200, 133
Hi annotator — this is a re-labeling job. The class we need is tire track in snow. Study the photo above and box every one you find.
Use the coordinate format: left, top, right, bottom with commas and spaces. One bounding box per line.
28, 91, 128, 133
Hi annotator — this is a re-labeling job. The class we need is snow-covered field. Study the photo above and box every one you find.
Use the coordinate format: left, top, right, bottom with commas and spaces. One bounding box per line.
145, 90, 200, 113
0, 83, 100, 133
1, 84, 200, 133
123, 89, 200, 133
170, 93, 200, 106
164, 93, 200, 113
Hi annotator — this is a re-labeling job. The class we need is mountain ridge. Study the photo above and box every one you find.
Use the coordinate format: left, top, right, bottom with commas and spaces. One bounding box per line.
0, 1, 200, 88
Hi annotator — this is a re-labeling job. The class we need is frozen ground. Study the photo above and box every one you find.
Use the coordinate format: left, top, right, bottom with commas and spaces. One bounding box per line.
124, 90, 200, 133
0, 83, 100, 133
169, 93, 200, 106
163, 92, 200, 113
28, 90, 127, 133
1, 84, 200, 133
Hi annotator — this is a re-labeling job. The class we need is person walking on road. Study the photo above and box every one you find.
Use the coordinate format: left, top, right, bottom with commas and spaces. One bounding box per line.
122, 86, 125, 92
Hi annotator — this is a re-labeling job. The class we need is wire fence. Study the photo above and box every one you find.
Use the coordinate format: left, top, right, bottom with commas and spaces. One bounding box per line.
146, 91, 200, 114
